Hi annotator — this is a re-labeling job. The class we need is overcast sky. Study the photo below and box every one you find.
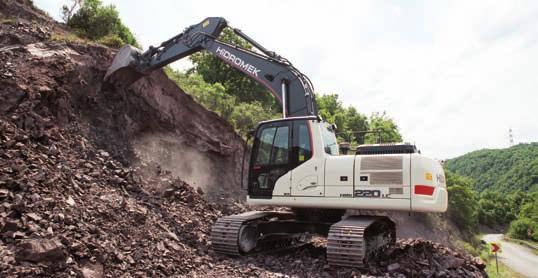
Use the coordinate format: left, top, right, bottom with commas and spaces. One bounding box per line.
35, 0, 538, 159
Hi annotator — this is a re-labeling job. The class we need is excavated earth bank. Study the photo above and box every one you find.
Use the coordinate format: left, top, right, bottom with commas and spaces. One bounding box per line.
0, 1, 486, 277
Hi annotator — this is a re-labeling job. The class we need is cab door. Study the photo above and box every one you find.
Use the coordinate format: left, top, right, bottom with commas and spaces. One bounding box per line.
291, 120, 324, 196
248, 121, 291, 198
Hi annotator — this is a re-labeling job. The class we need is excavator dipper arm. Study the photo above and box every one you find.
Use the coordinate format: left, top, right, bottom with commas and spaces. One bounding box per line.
105, 17, 317, 117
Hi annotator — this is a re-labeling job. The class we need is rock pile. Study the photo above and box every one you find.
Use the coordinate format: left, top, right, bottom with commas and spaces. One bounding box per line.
372, 239, 486, 277
0, 117, 222, 276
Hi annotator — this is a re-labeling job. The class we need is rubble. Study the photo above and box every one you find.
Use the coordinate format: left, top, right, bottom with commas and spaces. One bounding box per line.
0, 1, 487, 277
15, 239, 65, 264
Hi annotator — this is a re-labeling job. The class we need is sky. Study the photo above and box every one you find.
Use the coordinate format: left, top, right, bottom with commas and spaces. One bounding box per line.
34, 0, 538, 159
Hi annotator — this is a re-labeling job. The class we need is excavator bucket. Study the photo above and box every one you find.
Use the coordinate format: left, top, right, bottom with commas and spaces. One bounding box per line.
104, 45, 145, 88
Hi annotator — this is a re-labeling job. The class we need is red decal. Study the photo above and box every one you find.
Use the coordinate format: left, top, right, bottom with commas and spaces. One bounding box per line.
414, 185, 435, 196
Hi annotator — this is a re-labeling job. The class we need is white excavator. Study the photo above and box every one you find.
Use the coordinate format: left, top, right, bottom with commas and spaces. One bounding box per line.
105, 17, 448, 267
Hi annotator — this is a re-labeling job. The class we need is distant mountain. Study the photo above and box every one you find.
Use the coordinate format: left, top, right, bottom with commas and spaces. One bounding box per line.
445, 143, 538, 192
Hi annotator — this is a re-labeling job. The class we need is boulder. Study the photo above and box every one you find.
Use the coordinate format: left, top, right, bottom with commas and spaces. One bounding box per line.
15, 238, 65, 263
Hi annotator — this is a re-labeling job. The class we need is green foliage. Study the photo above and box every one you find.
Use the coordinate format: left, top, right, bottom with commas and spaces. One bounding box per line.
63, 0, 139, 47
447, 143, 538, 241
508, 191, 538, 241
316, 94, 401, 145
229, 102, 275, 136
317, 94, 366, 142
445, 170, 479, 231
165, 67, 278, 136
477, 191, 517, 227
519, 192, 538, 222
365, 112, 403, 144
444, 143, 538, 192
165, 68, 234, 118
189, 28, 277, 111
508, 218, 537, 241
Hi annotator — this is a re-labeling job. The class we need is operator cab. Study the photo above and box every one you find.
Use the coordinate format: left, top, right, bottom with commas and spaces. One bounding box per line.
248, 117, 334, 198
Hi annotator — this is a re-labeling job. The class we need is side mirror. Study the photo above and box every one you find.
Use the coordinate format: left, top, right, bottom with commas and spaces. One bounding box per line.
247, 129, 255, 139
339, 142, 350, 155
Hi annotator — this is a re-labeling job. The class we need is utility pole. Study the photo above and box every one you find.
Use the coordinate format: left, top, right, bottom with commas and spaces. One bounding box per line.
509, 128, 514, 147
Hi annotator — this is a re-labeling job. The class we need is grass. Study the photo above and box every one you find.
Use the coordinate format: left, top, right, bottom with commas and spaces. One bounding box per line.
453, 233, 485, 257
50, 32, 88, 44
480, 249, 524, 278
51, 31, 124, 48
455, 239, 481, 256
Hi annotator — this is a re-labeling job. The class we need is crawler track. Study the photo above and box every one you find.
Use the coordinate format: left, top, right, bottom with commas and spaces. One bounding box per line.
211, 211, 272, 255
211, 211, 308, 256
326, 216, 395, 268
212, 212, 395, 268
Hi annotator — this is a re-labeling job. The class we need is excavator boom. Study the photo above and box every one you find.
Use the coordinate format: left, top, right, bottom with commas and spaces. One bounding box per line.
105, 17, 317, 117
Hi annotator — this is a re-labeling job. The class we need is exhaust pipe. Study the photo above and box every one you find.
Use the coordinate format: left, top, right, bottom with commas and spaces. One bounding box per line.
104, 45, 145, 88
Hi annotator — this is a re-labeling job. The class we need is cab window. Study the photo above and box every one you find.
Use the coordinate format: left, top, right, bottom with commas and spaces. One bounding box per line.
271, 126, 289, 164
322, 123, 339, 155
293, 120, 312, 165
256, 127, 276, 164
255, 126, 289, 165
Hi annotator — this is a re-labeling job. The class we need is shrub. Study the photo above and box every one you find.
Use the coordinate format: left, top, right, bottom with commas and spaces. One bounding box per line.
62, 0, 138, 47
508, 218, 537, 241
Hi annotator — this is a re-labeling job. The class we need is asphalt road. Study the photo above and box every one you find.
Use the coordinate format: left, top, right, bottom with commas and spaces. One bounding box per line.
482, 234, 538, 278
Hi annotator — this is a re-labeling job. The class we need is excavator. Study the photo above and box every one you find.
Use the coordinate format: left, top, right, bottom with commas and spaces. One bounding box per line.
105, 17, 448, 267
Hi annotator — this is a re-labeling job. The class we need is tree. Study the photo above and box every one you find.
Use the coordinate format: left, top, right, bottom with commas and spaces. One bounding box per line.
316, 94, 347, 134
230, 102, 275, 136
316, 94, 342, 121
189, 28, 277, 111
365, 112, 403, 144
165, 68, 235, 120
316, 94, 400, 145
61, 0, 83, 22
477, 191, 516, 227
508, 218, 537, 241
445, 170, 479, 231
165, 67, 279, 136
62, 0, 139, 47
344, 107, 369, 144
518, 192, 538, 223
508, 191, 538, 241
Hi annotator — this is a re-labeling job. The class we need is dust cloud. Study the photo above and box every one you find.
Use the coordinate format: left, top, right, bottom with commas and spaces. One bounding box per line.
132, 133, 215, 192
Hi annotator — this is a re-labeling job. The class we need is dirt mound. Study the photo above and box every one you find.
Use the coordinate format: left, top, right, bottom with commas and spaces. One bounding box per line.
0, 1, 487, 277
0, 1, 246, 204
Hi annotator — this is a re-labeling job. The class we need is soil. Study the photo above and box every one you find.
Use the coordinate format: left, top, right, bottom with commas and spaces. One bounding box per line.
0, 1, 487, 277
